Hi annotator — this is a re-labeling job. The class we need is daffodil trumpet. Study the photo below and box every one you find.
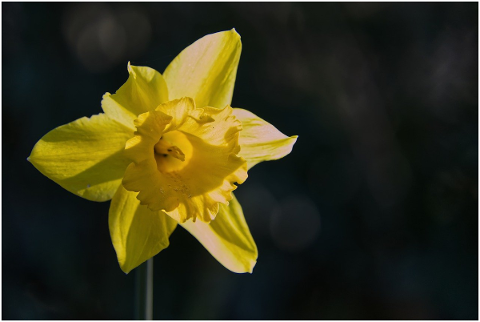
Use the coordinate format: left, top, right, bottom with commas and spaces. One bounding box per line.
28, 29, 298, 277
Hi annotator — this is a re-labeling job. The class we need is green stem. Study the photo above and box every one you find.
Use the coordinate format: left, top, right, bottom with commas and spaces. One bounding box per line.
135, 258, 153, 320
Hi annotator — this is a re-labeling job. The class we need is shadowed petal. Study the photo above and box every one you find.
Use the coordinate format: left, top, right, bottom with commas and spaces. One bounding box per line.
28, 114, 133, 201
109, 186, 178, 274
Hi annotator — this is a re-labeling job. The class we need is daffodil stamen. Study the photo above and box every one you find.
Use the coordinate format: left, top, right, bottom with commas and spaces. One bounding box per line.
154, 137, 185, 161
154, 130, 193, 173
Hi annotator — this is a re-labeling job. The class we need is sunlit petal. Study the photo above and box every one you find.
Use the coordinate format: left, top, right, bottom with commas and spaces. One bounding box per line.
233, 108, 298, 170
163, 29, 241, 109
181, 193, 257, 273
102, 62, 169, 129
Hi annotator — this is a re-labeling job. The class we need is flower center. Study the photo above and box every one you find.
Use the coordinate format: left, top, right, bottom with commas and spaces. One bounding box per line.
122, 98, 248, 222
154, 130, 193, 173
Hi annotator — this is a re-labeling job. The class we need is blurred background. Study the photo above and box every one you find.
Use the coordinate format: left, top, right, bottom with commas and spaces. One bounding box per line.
3, 2, 478, 319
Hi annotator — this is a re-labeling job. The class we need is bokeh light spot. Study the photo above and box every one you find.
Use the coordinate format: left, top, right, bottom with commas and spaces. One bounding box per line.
270, 195, 321, 252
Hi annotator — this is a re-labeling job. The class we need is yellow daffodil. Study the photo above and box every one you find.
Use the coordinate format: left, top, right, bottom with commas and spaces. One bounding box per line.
28, 29, 297, 274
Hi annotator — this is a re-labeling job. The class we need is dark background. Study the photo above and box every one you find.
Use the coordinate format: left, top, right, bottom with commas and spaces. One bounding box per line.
3, 2, 478, 319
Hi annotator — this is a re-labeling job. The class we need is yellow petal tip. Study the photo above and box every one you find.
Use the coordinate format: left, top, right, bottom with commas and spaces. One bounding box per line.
127, 61, 136, 79
230, 28, 240, 37
119, 260, 136, 274
290, 135, 299, 145
245, 259, 257, 274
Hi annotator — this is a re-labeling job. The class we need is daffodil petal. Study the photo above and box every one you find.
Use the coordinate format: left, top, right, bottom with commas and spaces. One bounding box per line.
102, 63, 169, 129
124, 109, 172, 164
163, 29, 241, 109
180, 105, 242, 148
233, 108, 298, 170
181, 193, 257, 273
28, 114, 133, 201
157, 97, 196, 132
109, 186, 178, 274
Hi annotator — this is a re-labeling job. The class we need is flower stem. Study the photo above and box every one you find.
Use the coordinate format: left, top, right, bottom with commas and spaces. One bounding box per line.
135, 258, 153, 320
